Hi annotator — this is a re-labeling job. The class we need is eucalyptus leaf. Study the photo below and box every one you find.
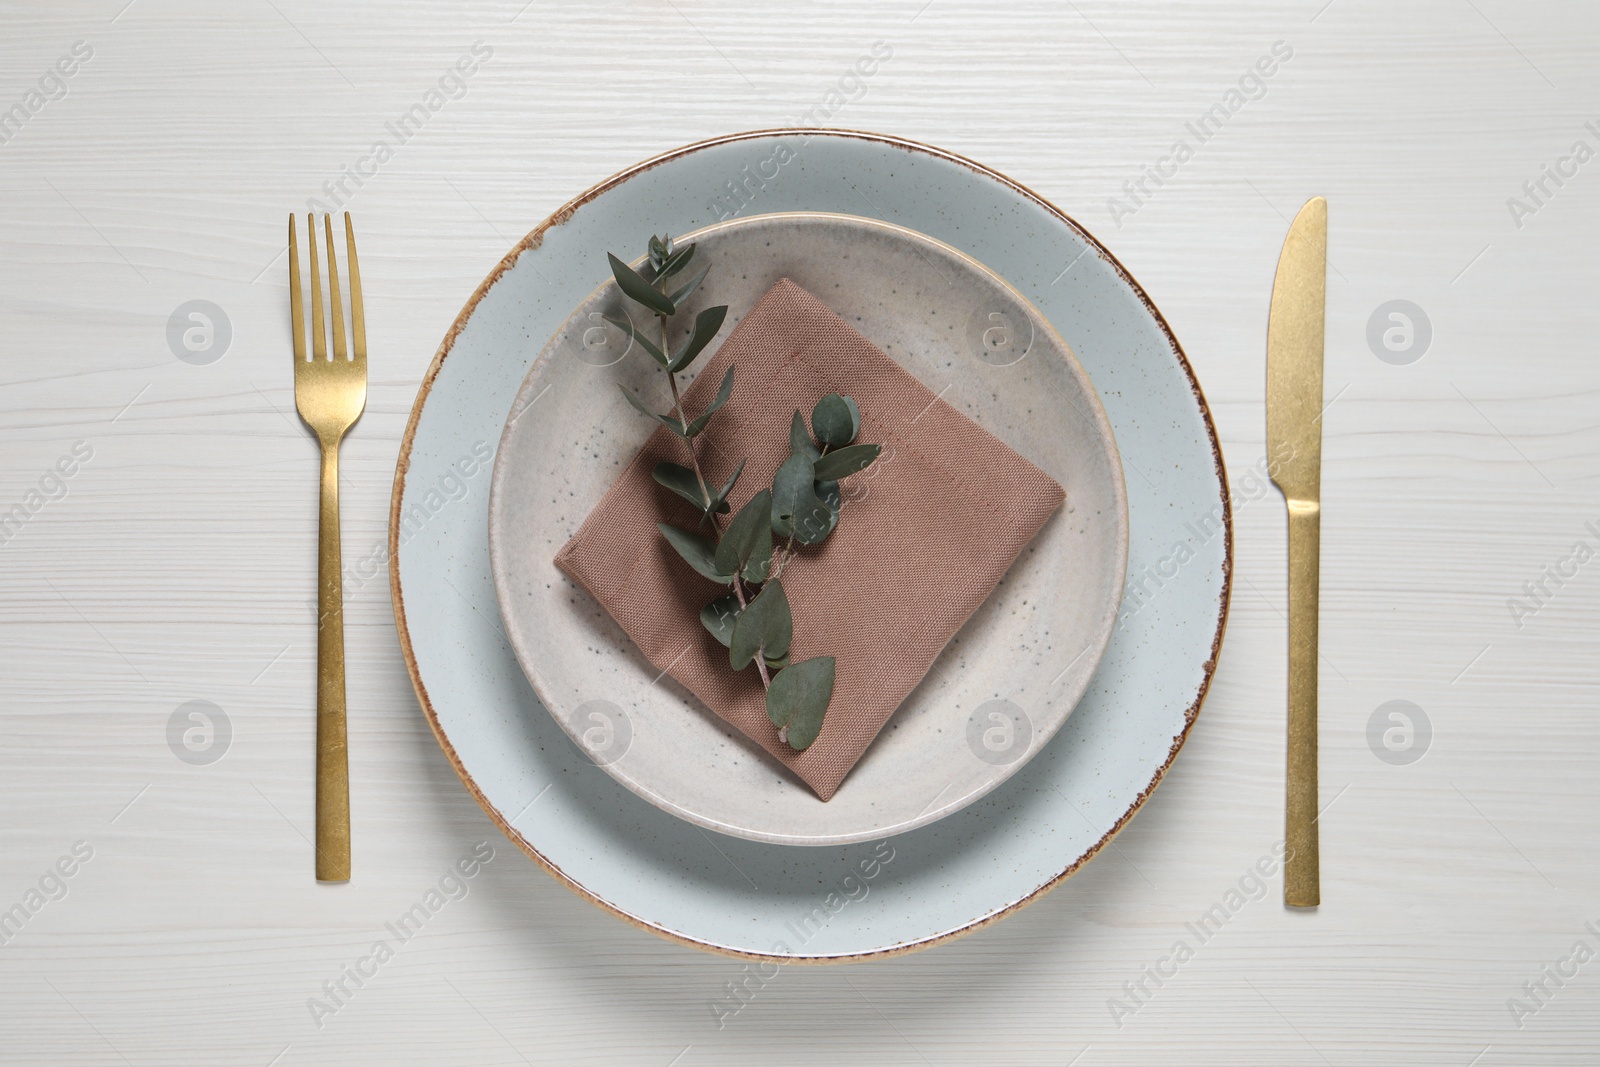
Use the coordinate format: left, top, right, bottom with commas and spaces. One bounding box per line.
842, 396, 861, 440
647, 234, 669, 271
766, 656, 835, 750
713, 458, 746, 511
669, 305, 729, 373
789, 410, 820, 461
690, 457, 747, 527
652, 462, 728, 515
608, 252, 675, 317
811, 393, 858, 448
812, 479, 841, 541
791, 503, 836, 545
666, 262, 709, 307
685, 365, 735, 437
618, 384, 687, 436
763, 652, 790, 671
771, 453, 830, 544
699, 594, 742, 648
601, 314, 668, 367
743, 525, 774, 582
657, 523, 733, 584
714, 489, 773, 578
812, 442, 881, 481
729, 578, 792, 671
660, 242, 695, 279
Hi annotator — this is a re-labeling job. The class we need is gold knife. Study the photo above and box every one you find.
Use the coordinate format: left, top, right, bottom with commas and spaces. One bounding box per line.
1266, 196, 1326, 908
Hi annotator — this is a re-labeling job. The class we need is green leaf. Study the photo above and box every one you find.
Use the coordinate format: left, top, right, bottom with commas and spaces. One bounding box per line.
812, 479, 841, 542
699, 594, 742, 648
789, 410, 820, 461
812, 442, 881, 481
601, 314, 668, 367
669, 305, 728, 373
743, 526, 774, 583
713, 458, 745, 511
618, 384, 687, 436
763, 652, 789, 671
730, 578, 792, 670
770, 453, 811, 533
811, 393, 858, 448
685, 365, 735, 437
714, 489, 773, 578
657, 523, 732, 584
647, 234, 669, 271
685, 458, 745, 527
661, 243, 697, 280
666, 262, 710, 308
652, 462, 729, 515
771, 453, 833, 544
766, 656, 835, 750
792, 504, 836, 544
608, 252, 675, 317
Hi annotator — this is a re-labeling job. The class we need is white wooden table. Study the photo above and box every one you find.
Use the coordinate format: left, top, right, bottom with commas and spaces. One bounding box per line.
2, 1, 1595, 1062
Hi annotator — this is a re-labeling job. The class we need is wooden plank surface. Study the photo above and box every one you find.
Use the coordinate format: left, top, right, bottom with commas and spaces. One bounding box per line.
1, 0, 1596, 1062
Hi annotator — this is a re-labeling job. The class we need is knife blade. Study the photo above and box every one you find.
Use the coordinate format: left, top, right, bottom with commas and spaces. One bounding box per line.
1266, 196, 1326, 908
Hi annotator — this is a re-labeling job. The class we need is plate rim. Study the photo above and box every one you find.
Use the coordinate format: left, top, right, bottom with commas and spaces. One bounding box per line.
485, 209, 1131, 846
388, 127, 1233, 962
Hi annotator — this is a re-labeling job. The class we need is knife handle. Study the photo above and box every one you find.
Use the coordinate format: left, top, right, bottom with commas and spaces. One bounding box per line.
1284, 499, 1320, 906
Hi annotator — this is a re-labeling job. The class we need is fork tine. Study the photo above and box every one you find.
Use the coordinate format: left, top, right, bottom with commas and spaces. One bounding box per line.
307, 213, 327, 361
288, 215, 305, 362
344, 213, 365, 366
322, 214, 347, 361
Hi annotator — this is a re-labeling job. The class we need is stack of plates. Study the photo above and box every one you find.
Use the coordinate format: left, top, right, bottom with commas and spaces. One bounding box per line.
391, 131, 1230, 961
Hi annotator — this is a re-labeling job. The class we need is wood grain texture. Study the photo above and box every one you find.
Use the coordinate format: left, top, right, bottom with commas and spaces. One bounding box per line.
1, 0, 1596, 1062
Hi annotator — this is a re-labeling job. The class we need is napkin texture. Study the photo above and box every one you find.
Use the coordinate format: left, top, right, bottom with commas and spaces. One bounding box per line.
554, 280, 1065, 800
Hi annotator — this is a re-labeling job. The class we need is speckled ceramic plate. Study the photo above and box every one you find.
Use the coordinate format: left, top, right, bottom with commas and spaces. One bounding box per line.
487, 212, 1128, 846
391, 130, 1231, 961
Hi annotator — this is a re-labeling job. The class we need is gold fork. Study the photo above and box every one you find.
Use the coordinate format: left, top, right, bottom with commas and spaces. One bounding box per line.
289, 213, 367, 882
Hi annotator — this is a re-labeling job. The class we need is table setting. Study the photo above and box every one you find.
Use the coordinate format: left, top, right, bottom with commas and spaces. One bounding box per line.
3, 4, 1596, 1063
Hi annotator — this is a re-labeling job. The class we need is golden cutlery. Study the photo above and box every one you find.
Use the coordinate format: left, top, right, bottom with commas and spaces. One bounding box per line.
289, 212, 367, 882
1266, 196, 1326, 908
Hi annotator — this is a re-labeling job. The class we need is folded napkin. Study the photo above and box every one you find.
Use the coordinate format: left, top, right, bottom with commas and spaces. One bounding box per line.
554, 279, 1065, 800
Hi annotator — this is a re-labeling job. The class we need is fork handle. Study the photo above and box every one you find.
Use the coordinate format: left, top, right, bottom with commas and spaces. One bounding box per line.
1284, 499, 1320, 906
315, 439, 352, 881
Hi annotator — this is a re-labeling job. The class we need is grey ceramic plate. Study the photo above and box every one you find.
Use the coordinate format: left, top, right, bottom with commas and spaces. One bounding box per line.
391, 130, 1230, 960
487, 212, 1128, 846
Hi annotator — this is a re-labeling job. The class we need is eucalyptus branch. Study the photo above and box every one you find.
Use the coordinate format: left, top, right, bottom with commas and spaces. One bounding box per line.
604, 234, 884, 750
727, 574, 772, 689
659, 313, 718, 519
